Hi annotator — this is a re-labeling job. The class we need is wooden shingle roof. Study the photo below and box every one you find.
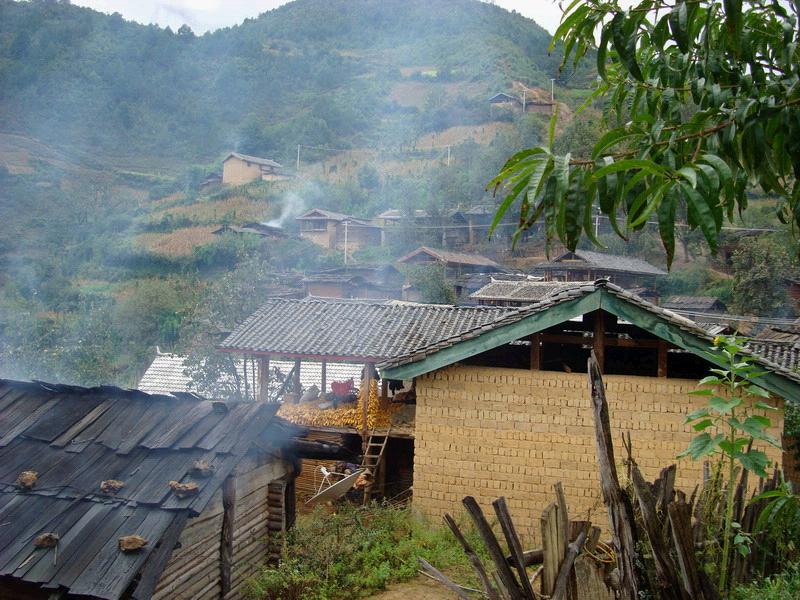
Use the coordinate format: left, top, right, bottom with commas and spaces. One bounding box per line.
533, 250, 667, 276
0, 380, 287, 599
397, 246, 502, 269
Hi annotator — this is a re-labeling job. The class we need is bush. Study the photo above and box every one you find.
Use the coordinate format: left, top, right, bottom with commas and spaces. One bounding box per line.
731, 565, 800, 600
244, 503, 486, 600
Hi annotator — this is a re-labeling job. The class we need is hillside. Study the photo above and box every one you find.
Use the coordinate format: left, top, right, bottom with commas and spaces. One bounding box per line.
0, 0, 574, 166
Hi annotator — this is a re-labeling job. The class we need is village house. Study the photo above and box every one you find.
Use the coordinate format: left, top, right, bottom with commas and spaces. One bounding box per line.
488, 92, 554, 115
470, 278, 580, 306
532, 249, 667, 289
219, 281, 799, 542
211, 222, 288, 239
302, 265, 403, 300
0, 379, 352, 600
296, 208, 382, 253
662, 295, 727, 314
221, 152, 289, 186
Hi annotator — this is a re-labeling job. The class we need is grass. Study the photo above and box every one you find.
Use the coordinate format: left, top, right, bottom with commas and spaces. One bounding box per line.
244, 503, 488, 600
731, 565, 800, 600
133, 226, 219, 257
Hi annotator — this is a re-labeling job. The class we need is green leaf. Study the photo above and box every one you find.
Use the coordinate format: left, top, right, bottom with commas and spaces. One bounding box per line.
738, 449, 770, 478
594, 158, 668, 179
658, 188, 677, 269
698, 375, 722, 386
685, 406, 712, 421
669, 1, 690, 53
754, 401, 777, 411
692, 419, 715, 431
746, 385, 770, 399
611, 12, 644, 82
548, 105, 559, 151
680, 182, 719, 252
592, 127, 639, 159
709, 395, 741, 414
679, 432, 723, 460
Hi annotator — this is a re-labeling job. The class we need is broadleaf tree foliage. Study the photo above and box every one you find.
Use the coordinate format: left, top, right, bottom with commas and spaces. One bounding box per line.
489, 0, 800, 267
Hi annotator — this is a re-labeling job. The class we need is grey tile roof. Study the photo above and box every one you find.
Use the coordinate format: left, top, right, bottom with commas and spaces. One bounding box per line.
0, 379, 286, 599
470, 280, 585, 302
746, 341, 800, 372
219, 297, 520, 361
662, 295, 726, 311
225, 151, 283, 169
377, 280, 800, 387
397, 246, 502, 268
533, 250, 667, 276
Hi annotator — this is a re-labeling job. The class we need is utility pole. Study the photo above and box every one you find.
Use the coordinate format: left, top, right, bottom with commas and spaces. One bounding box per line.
446, 145, 451, 167
550, 78, 555, 103
343, 220, 349, 266
522, 89, 526, 113
296, 144, 300, 172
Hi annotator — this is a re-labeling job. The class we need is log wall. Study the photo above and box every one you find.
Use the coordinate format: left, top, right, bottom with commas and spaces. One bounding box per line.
152, 456, 290, 600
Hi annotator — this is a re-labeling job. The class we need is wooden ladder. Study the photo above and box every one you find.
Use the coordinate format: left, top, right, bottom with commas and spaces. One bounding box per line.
360, 428, 390, 503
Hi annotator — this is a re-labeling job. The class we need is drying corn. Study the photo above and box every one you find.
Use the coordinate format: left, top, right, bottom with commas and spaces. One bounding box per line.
277, 380, 400, 429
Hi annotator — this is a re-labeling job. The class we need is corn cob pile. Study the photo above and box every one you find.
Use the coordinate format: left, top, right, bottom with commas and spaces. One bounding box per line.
277, 380, 399, 429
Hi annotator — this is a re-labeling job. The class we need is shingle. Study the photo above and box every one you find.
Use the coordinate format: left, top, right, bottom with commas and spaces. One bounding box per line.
470, 280, 582, 302
397, 246, 502, 268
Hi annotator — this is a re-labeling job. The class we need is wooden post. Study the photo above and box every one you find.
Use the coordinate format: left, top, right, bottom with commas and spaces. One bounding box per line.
321, 360, 327, 397
258, 356, 270, 402
362, 364, 373, 446
293, 359, 301, 403
588, 351, 639, 600
530, 333, 541, 370
380, 378, 389, 410
593, 311, 605, 373
243, 357, 250, 401
657, 341, 668, 378
220, 474, 236, 597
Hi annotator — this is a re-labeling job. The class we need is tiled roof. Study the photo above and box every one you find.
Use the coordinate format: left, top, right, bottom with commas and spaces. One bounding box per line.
377, 280, 800, 387
296, 208, 374, 226
397, 246, 502, 268
470, 280, 584, 302
0, 379, 286, 599
533, 250, 667, 276
219, 298, 519, 361
224, 151, 282, 169
140, 353, 363, 395
663, 296, 726, 311
754, 322, 800, 344
746, 341, 800, 372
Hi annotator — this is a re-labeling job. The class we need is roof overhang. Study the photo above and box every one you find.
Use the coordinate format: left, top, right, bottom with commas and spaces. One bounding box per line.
380, 289, 800, 403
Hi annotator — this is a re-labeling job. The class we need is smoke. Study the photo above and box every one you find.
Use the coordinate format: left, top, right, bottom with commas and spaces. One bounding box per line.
264, 181, 320, 227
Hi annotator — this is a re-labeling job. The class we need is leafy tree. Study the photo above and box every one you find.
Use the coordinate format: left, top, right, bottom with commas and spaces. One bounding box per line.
490, 1, 800, 267
404, 265, 456, 304
730, 235, 795, 316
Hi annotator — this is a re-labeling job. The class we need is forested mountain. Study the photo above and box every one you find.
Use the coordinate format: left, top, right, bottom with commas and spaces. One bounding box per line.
0, 0, 567, 164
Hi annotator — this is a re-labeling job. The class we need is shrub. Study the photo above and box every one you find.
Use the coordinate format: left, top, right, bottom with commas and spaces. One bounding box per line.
731, 564, 800, 600
244, 503, 486, 600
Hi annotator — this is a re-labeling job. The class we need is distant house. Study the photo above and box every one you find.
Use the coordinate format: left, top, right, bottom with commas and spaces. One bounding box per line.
397, 246, 505, 301
373, 208, 430, 228
488, 91, 554, 115
211, 222, 288, 239
662, 295, 727, 314
303, 265, 403, 300
222, 152, 289, 185
531, 249, 667, 289
470, 278, 581, 306
0, 378, 307, 600
199, 172, 222, 191
296, 208, 382, 252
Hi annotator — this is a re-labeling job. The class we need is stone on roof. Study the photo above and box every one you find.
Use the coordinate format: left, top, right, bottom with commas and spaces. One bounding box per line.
0, 379, 286, 599
219, 298, 519, 361
533, 250, 667, 276
397, 246, 502, 269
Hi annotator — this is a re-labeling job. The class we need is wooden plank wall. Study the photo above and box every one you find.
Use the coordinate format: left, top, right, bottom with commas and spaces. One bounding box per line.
153, 489, 225, 600
152, 456, 289, 600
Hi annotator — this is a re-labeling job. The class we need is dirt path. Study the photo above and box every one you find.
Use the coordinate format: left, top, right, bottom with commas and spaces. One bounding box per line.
367, 576, 459, 599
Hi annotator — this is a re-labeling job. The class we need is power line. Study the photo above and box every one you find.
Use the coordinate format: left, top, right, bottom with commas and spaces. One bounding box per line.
667, 308, 798, 327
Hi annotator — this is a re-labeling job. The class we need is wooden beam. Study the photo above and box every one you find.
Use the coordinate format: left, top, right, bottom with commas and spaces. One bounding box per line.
380, 378, 389, 411
657, 341, 668, 378
593, 310, 605, 373
540, 333, 663, 349
293, 359, 301, 403
258, 356, 270, 402
220, 475, 236, 597
382, 293, 602, 380
131, 512, 189, 600
529, 333, 541, 370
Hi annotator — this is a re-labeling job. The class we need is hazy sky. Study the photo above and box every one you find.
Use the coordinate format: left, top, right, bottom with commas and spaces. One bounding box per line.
72, 1, 570, 35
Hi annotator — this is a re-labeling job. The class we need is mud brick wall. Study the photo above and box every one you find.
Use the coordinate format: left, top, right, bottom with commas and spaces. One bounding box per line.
412, 366, 785, 545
